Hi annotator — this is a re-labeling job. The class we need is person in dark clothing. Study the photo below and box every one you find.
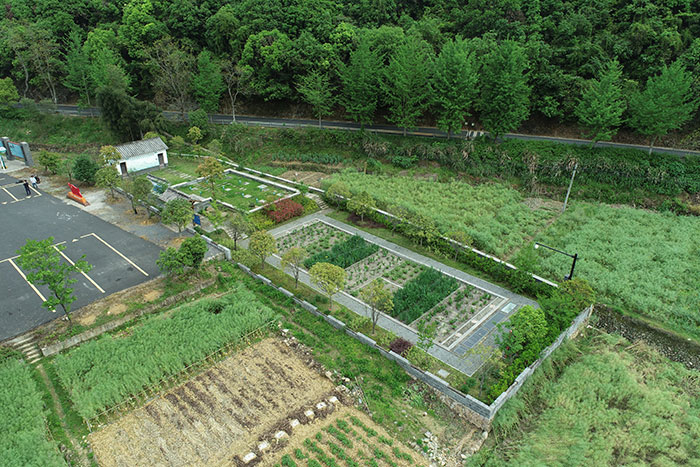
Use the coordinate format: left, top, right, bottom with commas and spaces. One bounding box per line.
22, 179, 31, 196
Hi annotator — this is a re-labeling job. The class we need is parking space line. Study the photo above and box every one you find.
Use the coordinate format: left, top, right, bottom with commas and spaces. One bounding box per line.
81, 233, 149, 276
7, 258, 49, 305
2, 186, 18, 201
52, 245, 106, 294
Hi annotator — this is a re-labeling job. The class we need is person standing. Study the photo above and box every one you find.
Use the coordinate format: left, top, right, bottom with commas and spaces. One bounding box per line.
22, 179, 31, 196
29, 175, 38, 189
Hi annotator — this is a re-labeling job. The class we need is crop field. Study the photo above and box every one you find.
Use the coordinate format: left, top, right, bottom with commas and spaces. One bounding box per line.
275, 221, 509, 350
176, 171, 295, 211
325, 173, 558, 256
88, 338, 420, 466
0, 358, 64, 466
525, 202, 700, 340
475, 333, 700, 466
54, 285, 276, 420
269, 408, 422, 467
277, 221, 351, 255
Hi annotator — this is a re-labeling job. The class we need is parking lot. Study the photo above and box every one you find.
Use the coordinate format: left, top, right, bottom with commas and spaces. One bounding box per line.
0, 174, 162, 341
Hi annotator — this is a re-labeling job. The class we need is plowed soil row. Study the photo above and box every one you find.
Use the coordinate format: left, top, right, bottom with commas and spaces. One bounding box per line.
89, 338, 335, 467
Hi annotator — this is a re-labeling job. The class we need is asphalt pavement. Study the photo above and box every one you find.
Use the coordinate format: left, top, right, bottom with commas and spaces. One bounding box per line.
0, 174, 162, 341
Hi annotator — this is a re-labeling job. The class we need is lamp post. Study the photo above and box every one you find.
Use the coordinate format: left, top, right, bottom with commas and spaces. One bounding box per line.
534, 242, 578, 281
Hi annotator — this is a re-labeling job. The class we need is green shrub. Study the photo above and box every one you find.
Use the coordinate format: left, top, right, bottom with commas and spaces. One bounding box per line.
272, 153, 345, 165
72, 153, 100, 184
304, 235, 379, 269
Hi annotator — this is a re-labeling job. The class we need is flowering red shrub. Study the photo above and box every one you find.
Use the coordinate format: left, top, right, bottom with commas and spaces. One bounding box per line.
267, 198, 304, 223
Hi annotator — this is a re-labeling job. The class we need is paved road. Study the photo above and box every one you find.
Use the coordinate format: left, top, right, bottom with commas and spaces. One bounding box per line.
243, 211, 538, 376
51, 104, 700, 158
0, 174, 163, 341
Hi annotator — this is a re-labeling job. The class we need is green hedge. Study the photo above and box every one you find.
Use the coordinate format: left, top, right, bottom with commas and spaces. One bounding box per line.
304, 235, 379, 269
0, 359, 64, 466
392, 269, 459, 324
54, 285, 276, 419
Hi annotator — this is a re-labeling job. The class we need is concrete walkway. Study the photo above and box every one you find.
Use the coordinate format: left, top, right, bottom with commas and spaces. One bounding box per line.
245, 212, 539, 376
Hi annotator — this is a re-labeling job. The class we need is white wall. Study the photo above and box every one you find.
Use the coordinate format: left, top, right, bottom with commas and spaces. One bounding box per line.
118, 150, 168, 175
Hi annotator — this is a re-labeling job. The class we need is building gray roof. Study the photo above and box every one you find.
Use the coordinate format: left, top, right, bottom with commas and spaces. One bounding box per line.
115, 137, 168, 160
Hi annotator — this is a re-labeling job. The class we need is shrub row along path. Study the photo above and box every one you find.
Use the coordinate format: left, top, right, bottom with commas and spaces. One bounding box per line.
245, 212, 538, 376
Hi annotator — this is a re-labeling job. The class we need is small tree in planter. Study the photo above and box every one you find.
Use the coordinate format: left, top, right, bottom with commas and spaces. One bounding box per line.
309, 262, 346, 311
249, 230, 277, 268
122, 175, 153, 214
281, 246, 307, 289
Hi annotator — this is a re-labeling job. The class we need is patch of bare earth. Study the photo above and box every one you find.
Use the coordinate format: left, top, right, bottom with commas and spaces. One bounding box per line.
88, 338, 338, 467
279, 170, 328, 188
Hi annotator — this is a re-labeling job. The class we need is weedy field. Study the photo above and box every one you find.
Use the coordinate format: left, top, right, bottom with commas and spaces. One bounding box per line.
470, 332, 700, 466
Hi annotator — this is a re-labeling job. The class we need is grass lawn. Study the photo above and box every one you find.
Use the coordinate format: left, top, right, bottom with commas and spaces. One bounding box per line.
523, 202, 700, 342
177, 171, 294, 210
0, 113, 115, 148
148, 155, 201, 184
473, 331, 700, 466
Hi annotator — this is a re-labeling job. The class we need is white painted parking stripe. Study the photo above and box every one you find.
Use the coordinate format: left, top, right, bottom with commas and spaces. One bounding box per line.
52, 245, 105, 294
81, 233, 149, 276
7, 258, 48, 304
2, 186, 18, 201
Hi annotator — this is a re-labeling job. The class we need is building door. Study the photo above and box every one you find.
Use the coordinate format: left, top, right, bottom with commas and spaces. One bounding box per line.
120, 161, 127, 175
157, 153, 165, 167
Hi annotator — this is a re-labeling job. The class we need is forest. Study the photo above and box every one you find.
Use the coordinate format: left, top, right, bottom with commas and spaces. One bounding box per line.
1, 0, 699, 144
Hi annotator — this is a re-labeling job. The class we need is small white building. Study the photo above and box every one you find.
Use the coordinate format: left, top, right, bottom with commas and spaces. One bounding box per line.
115, 137, 169, 175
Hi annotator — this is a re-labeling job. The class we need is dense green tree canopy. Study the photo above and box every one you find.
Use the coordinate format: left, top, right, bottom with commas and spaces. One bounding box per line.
1, 0, 699, 137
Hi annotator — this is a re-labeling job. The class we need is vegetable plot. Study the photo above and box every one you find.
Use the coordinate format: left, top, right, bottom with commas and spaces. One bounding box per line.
392, 268, 459, 324
304, 235, 379, 269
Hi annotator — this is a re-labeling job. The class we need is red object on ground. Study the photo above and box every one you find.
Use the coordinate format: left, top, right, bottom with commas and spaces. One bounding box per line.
69, 183, 82, 197
67, 183, 89, 206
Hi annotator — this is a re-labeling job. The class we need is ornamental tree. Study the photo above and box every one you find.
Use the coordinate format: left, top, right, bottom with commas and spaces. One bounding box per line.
16, 237, 92, 325
382, 36, 433, 135
347, 191, 375, 222
309, 262, 346, 311
281, 246, 307, 289
161, 198, 192, 232
479, 40, 530, 141
227, 212, 254, 250
98, 145, 121, 166
249, 230, 277, 268
95, 165, 120, 199
360, 278, 393, 334
196, 157, 225, 200
122, 175, 152, 214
